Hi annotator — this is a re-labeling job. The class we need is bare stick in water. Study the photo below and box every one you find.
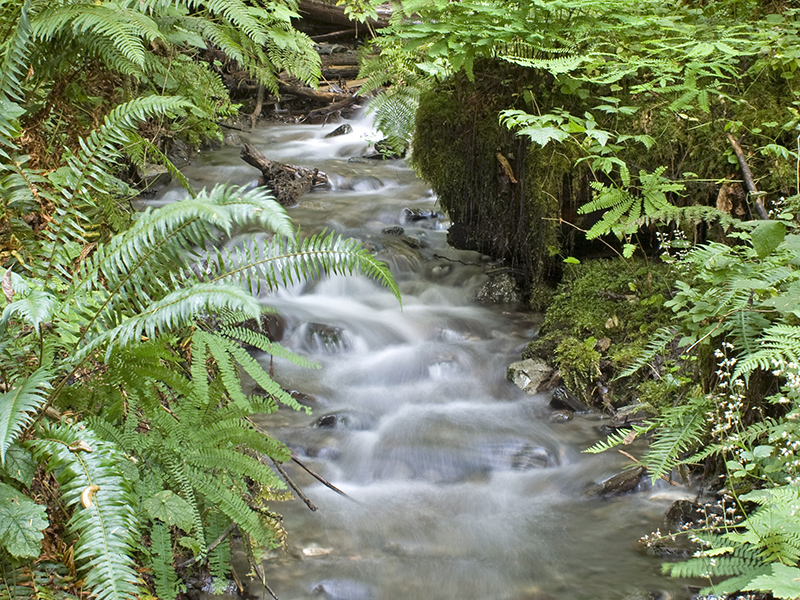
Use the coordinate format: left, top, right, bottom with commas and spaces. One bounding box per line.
271, 458, 318, 511
291, 454, 358, 502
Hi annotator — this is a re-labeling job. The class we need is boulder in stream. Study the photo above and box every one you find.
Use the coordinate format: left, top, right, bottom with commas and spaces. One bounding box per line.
507, 358, 553, 394
475, 272, 522, 304
584, 465, 647, 497
324, 123, 352, 138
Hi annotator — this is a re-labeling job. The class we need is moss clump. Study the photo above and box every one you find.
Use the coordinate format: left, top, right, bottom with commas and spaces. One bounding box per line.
554, 336, 602, 403
524, 257, 676, 407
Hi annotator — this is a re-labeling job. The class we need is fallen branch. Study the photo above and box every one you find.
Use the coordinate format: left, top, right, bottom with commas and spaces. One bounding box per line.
271, 458, 318, 511
726, 133, 769, 220
291, 454, 357, 502
277, 81, 352, 104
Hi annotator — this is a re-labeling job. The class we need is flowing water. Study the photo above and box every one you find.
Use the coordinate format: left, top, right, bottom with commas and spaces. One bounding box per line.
147, 117, 695, 600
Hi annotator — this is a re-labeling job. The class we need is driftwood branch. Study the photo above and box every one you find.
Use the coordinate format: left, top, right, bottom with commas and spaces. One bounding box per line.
726, 133, 769, 220
278, 81, 352, 104
241, 143, 328, 205
297, 0, 391, 29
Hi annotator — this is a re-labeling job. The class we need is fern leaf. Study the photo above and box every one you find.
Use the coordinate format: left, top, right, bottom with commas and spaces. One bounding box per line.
30, 423, 141, 600
0, 368, 51, 463
617, 327, 678, 378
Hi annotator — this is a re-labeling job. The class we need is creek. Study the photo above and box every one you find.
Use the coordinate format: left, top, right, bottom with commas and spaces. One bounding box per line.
146, 116, 694, 600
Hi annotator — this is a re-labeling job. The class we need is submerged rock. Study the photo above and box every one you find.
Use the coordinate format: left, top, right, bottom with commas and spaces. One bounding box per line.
312, 579, 375, 600
304, 322, 350, 353
507, 358, 553, 394
314, 410, 375, 431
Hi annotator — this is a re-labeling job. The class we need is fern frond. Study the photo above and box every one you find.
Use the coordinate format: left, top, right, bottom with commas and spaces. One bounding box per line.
0, 368, 51, 463
617, 326, 678, 378
147, 522, 182, 600
732, 324, 800, 382
30, 423, 141, 600
642, 396, 710, 481
214, 230, 400, 302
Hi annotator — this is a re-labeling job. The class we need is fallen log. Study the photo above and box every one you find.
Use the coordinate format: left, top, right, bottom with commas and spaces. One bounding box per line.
241, 143, 328, 206
298, 0, 391, 29
277, 81, 352, 104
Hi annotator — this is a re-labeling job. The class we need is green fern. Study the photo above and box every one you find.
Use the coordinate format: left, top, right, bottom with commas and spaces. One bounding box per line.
30, 423, 142, 600
0, 369, 51, 463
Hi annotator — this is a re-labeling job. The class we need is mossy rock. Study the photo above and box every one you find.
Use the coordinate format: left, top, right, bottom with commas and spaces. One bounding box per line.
524, 257, 676, 407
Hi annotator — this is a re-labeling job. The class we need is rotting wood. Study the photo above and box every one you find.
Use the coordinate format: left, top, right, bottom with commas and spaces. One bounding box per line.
277, 81, 352, 103
304, 95, 359, 122
241, 143, 328, 205
726, 133, 769, 220
298, 0, 391, 29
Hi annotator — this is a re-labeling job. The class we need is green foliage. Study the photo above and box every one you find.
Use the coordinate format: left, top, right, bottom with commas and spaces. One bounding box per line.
526, 257, 675, 404
0, 36, 398, 598
30, 423, 141, 600
0, 481, 48, 559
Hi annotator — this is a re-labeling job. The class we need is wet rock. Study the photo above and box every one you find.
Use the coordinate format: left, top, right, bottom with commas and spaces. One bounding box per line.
549, 410, 574, 423
223, 131, 242, 146
510, 444, 553, 470
289, 389, 318, 408
402, 207, 441, 227
382, 225, 405, 236
136, 163, 172, 192
549, 385, 590, 412
167, 138, 191, 165
312, 579, 375, 600
610, 403, 652, 428
402, 236, 422, 249
237, 313, 286, 342
304, 322, 350, 353
325, 123, 352, 138
507, 358, 554, 394
639, 499, 722, 558
475, 273, 522, 304
585, 465, 647, 497
314, 410, 375, 431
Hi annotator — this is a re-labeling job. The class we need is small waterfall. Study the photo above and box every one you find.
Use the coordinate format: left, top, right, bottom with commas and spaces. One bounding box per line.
147, 115, 693, 600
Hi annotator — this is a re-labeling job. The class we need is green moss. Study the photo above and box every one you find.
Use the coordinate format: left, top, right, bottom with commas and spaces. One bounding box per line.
554, 336, 601, 402
411, 61, 564, 284
524, 257, 677, 406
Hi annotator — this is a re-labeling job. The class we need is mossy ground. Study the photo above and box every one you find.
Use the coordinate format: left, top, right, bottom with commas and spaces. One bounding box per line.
523, 257, 676, 407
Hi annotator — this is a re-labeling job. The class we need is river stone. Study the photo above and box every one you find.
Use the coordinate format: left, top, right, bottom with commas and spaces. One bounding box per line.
304, 322, 350, 353
475, 273, 522, 304
312, 579, 375, 600
136, 163, 171, 192
382, 225, 405, 236
549, 410, 574, 423
549, 385, 589, 412
325, 123, 352, 138
314, 410, 375, 431
584, 465, 647, 497
507, 358, 553, 394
